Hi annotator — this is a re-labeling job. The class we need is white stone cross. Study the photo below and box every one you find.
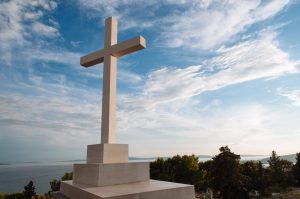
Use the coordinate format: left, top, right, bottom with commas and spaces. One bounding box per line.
80, 17, 146, 143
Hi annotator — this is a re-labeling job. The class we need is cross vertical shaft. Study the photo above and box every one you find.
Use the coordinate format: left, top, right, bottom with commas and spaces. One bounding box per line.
105, 17, 117, 47
80, 16, 146, 144
101, 17, 118, 143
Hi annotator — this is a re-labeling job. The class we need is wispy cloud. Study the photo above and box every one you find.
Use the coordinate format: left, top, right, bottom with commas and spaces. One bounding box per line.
278, 89, 300, 107
0, 0, 59, 63
161, 0, 290, 49
2, 25, 297, 158
77, 0, 290, 50
117, 95, 300, 156
77, 0, 158, 30
22, 48, 81, 65
138, 31, 298, 105
0, 92, 101, 162
31, 21, 60, 38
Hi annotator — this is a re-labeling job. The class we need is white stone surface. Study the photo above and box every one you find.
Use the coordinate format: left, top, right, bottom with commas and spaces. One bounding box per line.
80, 17, 146, 144
73, 162, 149, 186
60, 180, 195, 199
87, 144, 128, 164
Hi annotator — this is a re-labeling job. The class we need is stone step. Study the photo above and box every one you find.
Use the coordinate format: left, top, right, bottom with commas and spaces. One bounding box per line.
60, 180, 195, 199
73, 162, 149, 186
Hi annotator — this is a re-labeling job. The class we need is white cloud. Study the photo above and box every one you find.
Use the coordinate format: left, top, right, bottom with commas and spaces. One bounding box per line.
21, 47, 143, 84
279, 89, 300, 107
113, 29, 299, 155
1, 30, 298, 158
0, 92, 101, 162
71, 41, 82, 48
0, 0, 59, 63
118, 69, 143, 84
117, 93, 300, 156
77, 0, 158, 30
22, 48, 81, 65
0, 65, 102, 151
162, 0, 290, 50
77, 0, 290, 50
32, 22, 60, 38
139, 32, 298, 105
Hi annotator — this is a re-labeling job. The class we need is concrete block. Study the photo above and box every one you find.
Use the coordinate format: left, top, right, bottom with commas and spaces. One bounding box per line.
87, 144, 128, 164
73, 162, 149, 186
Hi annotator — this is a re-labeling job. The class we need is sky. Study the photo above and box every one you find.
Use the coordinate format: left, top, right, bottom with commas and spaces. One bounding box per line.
1, 0, 300, 163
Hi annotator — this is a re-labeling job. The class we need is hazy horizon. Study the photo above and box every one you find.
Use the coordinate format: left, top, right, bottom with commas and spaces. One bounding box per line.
0, 153, 290, 165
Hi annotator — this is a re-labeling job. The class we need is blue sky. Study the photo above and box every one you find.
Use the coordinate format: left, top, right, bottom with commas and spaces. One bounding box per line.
1, 0, 300, 163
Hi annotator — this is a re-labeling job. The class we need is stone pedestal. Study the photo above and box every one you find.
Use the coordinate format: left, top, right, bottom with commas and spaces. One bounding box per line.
59, 144, 195, 199
87, 144, 128, 164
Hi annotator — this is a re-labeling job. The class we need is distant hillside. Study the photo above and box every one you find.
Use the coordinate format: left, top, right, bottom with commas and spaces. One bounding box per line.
0, 163, 9, 165
57, 159, 85, 163
198, 155, 213, 158
260, 154, 297, 164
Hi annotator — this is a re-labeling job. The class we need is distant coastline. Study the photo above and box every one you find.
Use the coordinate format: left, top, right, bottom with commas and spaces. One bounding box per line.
1, 153, 296, 167
260, 153, 297, 164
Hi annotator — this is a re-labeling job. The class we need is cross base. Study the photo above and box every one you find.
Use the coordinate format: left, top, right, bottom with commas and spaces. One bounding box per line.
87, 144, 128, 164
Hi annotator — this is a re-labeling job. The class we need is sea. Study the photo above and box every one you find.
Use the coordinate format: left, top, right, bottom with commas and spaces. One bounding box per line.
0, 155, 267, 194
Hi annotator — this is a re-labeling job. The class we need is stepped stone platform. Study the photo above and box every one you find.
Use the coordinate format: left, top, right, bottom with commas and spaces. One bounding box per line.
60, 180, 194, 199
57, 144, 195, 199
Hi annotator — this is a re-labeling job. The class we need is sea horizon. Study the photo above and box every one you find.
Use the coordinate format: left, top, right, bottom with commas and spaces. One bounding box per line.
0, 154, 270, 166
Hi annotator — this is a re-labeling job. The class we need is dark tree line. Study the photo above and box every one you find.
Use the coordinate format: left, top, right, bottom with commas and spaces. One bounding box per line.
150, 147, 300, 199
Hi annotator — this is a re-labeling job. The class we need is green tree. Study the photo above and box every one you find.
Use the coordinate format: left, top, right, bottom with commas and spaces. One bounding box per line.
23, 181, 36, 199
61, 172, 73, 181
150, 155, 202, 189
197, 160, 213, 192
49, 179, 61, 192
294, 152, 300, 186
170, 155, 199, 184
240, 161, 268, 196
209, 146, 248, 199
268, 151, 280, 171
47, 172, 73, 194
268, 150, 281, 188
3, 193, 24, 199
268, 151, 294, 189
150, 158, 171, 181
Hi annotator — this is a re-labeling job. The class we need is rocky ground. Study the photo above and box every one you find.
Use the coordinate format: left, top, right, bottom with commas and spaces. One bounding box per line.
268, 187, 300, 199
195, 187, 300, 199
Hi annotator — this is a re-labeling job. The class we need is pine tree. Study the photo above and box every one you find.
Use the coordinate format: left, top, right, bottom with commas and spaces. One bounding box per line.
209, 146, 248, 199
268, 151, 294, 188
268, 151, 280, 170
23, 180, 36, 199
294, 152, 300, 186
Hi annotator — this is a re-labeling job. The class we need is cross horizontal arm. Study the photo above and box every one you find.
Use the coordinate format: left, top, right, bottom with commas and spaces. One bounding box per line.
80, 49, 105, 67
110, 36, 146, 58
80, 36, 146, 67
